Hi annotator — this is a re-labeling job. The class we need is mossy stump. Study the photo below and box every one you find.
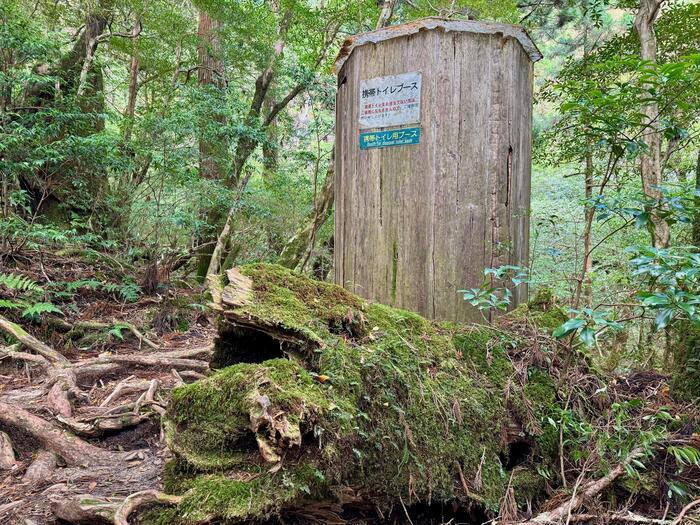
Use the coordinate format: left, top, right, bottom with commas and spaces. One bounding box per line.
161, 264, 563, 524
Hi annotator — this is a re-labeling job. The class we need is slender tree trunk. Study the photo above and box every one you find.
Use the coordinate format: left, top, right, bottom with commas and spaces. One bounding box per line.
195, 8, 227, 281
376, 0, 399, 29
205, 172, 252, 278
693, 149, 700, 246
578, 150, 594, 308
634, 0, 670, 248
262, 97, 279, 180
123, 17, 140, 142
230, 11, 292, 186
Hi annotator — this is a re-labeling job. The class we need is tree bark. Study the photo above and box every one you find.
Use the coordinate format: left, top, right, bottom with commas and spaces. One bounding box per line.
195, 8, 227, 281
376, 0, 399, 29
693, 149, 700, 246
634, 0, 670, 248
122, 16, 140, 142
197, 9, 226, 181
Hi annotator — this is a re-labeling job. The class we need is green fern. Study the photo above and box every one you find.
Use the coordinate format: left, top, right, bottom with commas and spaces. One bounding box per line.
0, 272, 61, 318
103, 281, 141, 302
65, 279, 102, 292
0, 299, 22, 309
21, 302, 63, 318
0, 273, 43, 292
108, 323, 131, 340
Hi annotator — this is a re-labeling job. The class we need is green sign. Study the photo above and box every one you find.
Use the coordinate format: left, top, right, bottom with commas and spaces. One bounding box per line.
359, 127, 420, 149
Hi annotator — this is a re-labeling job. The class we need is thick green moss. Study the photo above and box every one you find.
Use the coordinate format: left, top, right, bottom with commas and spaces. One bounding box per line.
163, 264, 561, 523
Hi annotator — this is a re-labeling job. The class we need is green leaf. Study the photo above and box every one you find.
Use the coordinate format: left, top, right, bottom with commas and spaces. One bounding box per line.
654, 308, 674, 330
579, 327, 596, 347
641, 293, 670, 306
634, 212, 650, 229
553, 318, 586, 339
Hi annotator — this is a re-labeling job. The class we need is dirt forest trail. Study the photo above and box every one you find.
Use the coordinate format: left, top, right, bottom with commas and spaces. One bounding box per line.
0, 251, 217, 524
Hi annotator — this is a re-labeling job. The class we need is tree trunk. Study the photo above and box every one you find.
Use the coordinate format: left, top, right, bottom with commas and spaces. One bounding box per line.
579, 149, 594, 308
229, 11, 292, 186
693, 149, 700, 246
164, 264, 563, 523
262, 97, 279, 179
634, 0, 670, 248
123, 16, 140, 142
19, 1, 112, 222
197, 9, 226, 181
195, 8, 227, 281
376, 0, 399, 29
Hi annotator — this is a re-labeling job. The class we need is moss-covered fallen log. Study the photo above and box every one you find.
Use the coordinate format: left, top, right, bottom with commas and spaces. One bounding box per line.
158, 264, 567, 524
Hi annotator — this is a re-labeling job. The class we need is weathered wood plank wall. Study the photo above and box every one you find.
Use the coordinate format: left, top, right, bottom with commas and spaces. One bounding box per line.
335, 20, 539, 322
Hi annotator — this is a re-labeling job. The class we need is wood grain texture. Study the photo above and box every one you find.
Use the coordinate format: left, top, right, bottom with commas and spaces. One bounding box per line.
335, 23, 535, 322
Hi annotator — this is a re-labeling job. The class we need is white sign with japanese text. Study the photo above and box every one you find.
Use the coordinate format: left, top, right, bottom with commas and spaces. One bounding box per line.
359, 72, 421, 129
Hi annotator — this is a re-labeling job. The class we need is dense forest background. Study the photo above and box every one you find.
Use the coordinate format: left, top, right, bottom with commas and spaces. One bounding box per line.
0, 1, 699, 523
2, 0, 698, 387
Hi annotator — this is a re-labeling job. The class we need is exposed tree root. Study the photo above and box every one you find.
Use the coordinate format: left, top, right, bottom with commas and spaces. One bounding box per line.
22, 450, 56, 484
0, 431, 16, 469
51, 494, 119, 524
0, 315, 70, 365
0, 402, 116, 466
671, 499, 700, 525
113, 490, 182, 525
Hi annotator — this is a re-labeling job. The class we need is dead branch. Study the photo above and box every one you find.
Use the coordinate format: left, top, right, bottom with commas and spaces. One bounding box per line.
73, 320, 160, 350
0, 315, 69, 365
99, 375, 138, 407
518, 448, 645, 524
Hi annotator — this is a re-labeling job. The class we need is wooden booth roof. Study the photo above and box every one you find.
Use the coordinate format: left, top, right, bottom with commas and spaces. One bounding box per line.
334, 17, 542, 73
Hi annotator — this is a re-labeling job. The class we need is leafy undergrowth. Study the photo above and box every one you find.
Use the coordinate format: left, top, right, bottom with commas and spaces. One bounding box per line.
0, 250, 211, 356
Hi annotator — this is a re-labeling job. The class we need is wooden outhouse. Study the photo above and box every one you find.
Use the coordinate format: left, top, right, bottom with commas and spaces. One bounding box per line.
333, 18, 541, 322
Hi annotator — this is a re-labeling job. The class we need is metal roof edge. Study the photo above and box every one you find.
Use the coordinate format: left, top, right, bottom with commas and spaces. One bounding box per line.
334, 17, 542, 74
